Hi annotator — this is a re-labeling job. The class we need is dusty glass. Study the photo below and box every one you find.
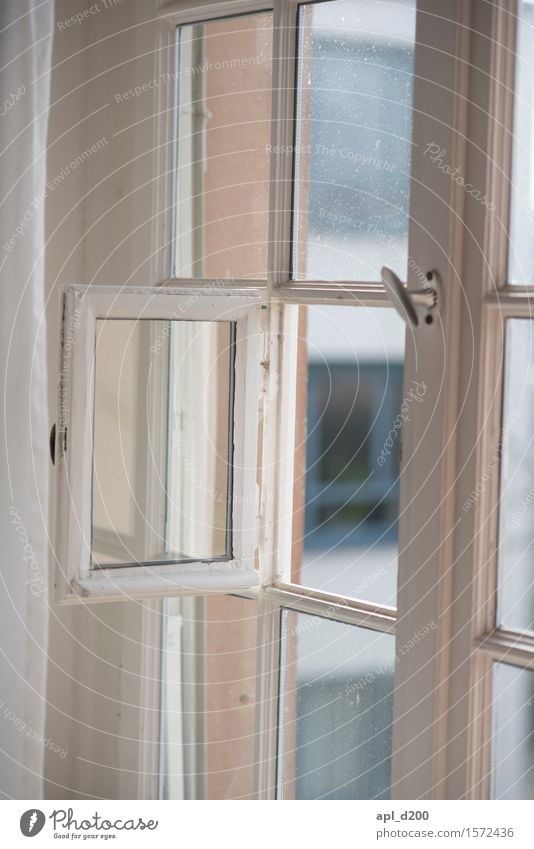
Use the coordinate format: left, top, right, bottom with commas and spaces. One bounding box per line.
278, 611, 395, 799
292, 0, 416, 281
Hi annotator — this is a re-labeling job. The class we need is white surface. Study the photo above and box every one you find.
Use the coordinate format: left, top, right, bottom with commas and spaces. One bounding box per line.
55, 287, 263, 601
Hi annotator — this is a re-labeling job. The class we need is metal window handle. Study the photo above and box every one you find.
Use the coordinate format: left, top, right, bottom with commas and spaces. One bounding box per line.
381, 266, 439, 328
50, 423, 56, 465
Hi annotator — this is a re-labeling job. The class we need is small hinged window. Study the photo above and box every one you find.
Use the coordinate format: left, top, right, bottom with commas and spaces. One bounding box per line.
54, 284, 264, 603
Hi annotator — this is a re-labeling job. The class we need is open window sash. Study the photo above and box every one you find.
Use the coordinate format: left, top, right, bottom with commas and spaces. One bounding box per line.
54, 284, 265, 603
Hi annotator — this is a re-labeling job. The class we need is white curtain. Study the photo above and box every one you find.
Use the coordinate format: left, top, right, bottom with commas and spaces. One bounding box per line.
0, 0, 53, 798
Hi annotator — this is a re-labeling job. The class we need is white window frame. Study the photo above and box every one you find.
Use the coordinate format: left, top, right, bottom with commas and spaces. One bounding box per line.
54, 284, 264, 602
152, 0, 469, 801
442, 0, 534, 801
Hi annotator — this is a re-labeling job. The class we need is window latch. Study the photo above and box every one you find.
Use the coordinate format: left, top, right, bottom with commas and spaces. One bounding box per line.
50, 423, 56, 465
381, 266, 440, 328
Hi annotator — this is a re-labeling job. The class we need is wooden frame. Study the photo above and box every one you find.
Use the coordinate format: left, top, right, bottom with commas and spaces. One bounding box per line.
54, 284, 265, 603
149, 0, 522, 801
442, 0, 534, 800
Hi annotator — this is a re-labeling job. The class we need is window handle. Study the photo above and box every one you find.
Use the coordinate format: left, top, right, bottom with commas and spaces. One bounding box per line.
381, 266, 439, 328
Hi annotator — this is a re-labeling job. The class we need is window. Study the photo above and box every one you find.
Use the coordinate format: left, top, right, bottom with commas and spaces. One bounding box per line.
160, 595, 259, 799
289, 304, 405, 604
277, 612, 395, 799
55, 287, 262, 601
292, 0, 415, 280
173, 12, 273, 278
52, 0, 534, 801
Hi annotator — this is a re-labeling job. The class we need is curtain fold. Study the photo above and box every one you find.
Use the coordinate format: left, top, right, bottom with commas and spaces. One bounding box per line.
0, 0, 53, 799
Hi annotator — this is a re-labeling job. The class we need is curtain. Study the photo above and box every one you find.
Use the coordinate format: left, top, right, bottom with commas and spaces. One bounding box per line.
0, 0, 53, 798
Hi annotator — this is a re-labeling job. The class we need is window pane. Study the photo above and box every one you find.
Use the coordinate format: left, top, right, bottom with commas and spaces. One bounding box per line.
492, 663, 534, 799
161, 595, 257, 799
292, 0, 416, 281
287, 305, 407, 607
92, 319, 233, 566
174, 14, 272, 279
508, 1, 534, 284
278, 612, 394, 799
498, 320, 534, 632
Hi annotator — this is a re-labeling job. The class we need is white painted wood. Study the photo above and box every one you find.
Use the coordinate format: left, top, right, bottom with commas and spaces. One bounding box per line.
55, 285, 265, 602
476, 629, 534, 670
161, 277, 268, 289
267, 0, 298, 290
265, 584, 396, 633
443, 0, 520, 801
155, 279, 394, 304
389, 0, 472, 801
486, 288, 534, 315
268, 304, 299, 582
275, 282, 392, 306
152, 20, 178, 284
247, 306, 285, 800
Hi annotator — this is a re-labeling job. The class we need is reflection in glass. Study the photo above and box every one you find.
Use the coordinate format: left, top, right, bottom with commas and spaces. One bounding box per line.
92, 319, 234, 566
290, 305, 406, 606
292, 0, 416, 281
498, 321, 534, 632
278, 612, 394, 799
508, 1, 534, 284
492, 663, 534, 799
160, 595, 258, 799
174, 14, 273, 279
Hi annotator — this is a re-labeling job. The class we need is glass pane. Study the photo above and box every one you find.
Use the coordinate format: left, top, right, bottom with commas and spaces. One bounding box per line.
174, 14, 273, 279
278, 611, 394, 799
92, 319, 233, 566
492, 663, 534, 799
161, 595, 257, 799
498, 320, 534, 632
288, 305, 407, 606
292, 0, 416, 281
508, 1, 534, 285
